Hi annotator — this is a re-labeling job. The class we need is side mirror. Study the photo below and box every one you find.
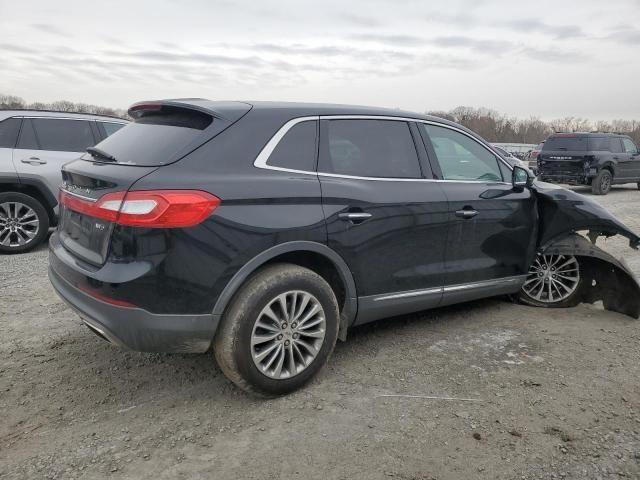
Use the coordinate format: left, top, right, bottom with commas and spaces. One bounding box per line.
512, 165, 531, 191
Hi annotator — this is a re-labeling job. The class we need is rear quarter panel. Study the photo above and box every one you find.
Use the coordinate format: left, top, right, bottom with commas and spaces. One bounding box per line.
115, 110, 328, 314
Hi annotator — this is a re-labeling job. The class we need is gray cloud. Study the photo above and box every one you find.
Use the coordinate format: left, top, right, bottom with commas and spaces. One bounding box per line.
30, 23, 72, 37
0, 43, 39, 54
430, 36, 512, 53
351, 33, 425, 47
608, 27, 640, 45
520, 47, 588, 63
425, 11, 584, 40
340, 13, 381, 27
496, 19, 584, 39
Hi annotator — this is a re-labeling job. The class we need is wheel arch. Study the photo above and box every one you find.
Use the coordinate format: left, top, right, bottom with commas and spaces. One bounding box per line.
0, 177, 58, 225
212, 241, 358, 340
540, 233, 640, 318
599, 162, 615, 176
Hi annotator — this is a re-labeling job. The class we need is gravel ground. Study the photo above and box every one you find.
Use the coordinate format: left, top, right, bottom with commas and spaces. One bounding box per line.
2, 185, 640, 480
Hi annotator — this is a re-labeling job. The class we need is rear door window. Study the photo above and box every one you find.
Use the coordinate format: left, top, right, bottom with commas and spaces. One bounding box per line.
543, 136, 588, 151
267, 120, 317, 171
622, 138, 638, 154
29, 118, 96, 152
610, 138, 624, 154
16, 119, 39, 149
0, 118, 21, 148
588, 137, 610, 151
99, 121, 126, 137
420, 124, 503, 182
320, 119, 421, 178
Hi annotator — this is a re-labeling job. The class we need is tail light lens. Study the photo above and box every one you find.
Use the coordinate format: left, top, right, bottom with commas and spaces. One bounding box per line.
60, 190, 220, 228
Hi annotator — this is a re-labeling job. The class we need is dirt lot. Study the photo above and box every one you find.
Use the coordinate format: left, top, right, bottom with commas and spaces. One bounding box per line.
2, 185, 640, 480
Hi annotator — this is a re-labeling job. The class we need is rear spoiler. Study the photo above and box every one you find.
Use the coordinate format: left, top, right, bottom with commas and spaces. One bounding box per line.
128, 99, 252, 123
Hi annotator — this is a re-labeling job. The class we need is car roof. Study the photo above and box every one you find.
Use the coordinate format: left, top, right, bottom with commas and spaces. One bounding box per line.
137, 98, 470, 132
549, 132, 628, 138
0, 109, 127, 123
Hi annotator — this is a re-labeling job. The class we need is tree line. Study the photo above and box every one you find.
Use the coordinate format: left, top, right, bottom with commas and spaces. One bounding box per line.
0, 94, 128, 119
1, 94, 639, 145
427, 106, 640, 145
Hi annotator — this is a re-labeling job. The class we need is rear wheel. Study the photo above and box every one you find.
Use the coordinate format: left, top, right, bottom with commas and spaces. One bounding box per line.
0, 192, 49, 254
591, 169, 612, 195
518, 253, 583, 308
213, 263, 339, 396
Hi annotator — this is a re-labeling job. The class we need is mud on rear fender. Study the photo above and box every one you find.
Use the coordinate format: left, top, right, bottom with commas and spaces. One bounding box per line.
541, 234, 640, 318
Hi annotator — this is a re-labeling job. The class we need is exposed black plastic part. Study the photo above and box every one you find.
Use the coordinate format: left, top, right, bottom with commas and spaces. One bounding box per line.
542, 234, 640, 318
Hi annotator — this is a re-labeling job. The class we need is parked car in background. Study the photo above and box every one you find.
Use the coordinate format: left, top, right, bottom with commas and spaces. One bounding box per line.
48, 99, 640, 396
526, 142, 544, 174
538, 133, 640, 195
492, 145, 528, 169
0, 111, 127, 252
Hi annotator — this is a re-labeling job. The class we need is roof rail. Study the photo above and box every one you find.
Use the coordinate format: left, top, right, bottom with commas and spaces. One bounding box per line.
0, 108, 127, 120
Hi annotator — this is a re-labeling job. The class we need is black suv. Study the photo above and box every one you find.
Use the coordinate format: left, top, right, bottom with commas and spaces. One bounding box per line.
538, 133, 640, 195
48, 100, 640, 395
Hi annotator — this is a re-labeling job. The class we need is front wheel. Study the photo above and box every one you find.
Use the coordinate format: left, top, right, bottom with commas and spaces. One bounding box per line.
518, 254, 583, 308
213, 263, 339, 396
591, 170, 612, 195
0, 192, 50, 254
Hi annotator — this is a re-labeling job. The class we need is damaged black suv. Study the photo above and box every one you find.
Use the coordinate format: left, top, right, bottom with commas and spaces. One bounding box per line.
538, 133, 640, 195
48, 100, 640, 396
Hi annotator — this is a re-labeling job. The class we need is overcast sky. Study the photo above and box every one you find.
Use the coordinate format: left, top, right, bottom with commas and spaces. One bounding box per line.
1, 0, 639, 120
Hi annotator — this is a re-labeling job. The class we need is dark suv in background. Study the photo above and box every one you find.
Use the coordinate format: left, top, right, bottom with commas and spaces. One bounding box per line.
538, 133, 640, 195
48, 99, 640, 396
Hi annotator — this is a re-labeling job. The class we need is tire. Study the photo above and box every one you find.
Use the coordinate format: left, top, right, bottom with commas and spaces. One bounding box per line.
0, 192, 50, 254
518, 253, 583, 308
636, 182, 640, 190
213, 263, 340, 396
591, 169, 612, 195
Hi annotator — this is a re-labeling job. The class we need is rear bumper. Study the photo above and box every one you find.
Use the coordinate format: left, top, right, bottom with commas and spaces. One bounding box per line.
48, 257, 219, 353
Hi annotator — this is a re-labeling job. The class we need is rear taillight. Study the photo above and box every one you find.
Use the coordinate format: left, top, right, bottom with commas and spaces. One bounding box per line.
60, 190, 220, 228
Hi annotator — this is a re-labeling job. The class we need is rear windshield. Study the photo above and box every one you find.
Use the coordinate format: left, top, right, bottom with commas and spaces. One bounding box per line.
542, 136, 588, 151
82, 108, 213, 166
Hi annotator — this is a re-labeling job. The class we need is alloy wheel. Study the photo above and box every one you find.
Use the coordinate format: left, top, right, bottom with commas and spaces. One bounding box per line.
250, 290, 326, 380
521, 254, 580, 303
0, 202, 40, 248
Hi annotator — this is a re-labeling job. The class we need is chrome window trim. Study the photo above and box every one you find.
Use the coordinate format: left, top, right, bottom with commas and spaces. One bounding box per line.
18, 116, 97, 122
371, 275, 526, 303
253, 114, 514, 184
98, 120, 127, 125
253, 116, 319, 173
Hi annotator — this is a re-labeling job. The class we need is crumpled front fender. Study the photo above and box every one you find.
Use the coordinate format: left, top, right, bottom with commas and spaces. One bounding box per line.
533, 180, 640, 249
542, 234, 640, 318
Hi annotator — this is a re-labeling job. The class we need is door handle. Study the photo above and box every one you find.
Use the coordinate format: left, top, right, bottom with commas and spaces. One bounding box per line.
338, 212, 372, 223
455, 208, 478, 219
21, 157, 47, 165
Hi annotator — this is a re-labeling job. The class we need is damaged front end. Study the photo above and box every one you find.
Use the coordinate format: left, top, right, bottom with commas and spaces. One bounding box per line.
532, 181, 640, 318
